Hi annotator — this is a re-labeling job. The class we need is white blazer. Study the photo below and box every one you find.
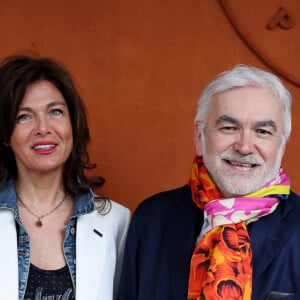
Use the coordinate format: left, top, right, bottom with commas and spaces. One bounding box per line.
0, 200, 131, 300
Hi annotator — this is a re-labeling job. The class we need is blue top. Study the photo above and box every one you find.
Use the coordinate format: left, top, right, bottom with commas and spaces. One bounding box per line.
0, 179, 95, 300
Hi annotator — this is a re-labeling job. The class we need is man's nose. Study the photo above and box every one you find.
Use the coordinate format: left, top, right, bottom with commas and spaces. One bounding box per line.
232, 131, 254, 154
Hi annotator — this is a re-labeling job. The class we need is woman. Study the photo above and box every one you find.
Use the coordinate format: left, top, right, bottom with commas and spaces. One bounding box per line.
0, 55, 130, 300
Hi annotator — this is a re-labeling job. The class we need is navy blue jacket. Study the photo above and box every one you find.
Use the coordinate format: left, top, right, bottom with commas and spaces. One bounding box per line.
118, 185, 300, 300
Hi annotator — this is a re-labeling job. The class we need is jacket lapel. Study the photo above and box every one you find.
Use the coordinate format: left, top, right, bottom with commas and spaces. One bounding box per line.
76, 211, 107, 299
0, 210, 19, 299
250, 198, 295, 278
167, 185, 203, 298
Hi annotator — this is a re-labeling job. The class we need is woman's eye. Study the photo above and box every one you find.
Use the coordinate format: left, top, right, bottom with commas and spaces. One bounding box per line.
50, 108, 63, 117
16, 114, 32, 124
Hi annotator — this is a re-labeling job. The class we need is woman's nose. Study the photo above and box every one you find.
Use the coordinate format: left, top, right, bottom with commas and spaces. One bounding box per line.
34, 116, 51, 135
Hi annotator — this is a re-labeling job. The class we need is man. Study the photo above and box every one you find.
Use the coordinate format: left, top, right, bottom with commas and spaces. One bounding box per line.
118, 65, 300, 300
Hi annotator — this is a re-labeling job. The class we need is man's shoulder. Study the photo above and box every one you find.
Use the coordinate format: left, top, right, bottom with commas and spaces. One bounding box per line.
130, 184, 201, 237
289, 190, 300, 201
280, 190, 300, 226
131, 184, 197, 223
287, 191, 300, 209
137, 184, 191, 210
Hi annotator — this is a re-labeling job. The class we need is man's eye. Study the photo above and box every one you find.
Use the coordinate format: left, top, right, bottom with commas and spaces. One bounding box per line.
256, 128, 272, 136
219, 126, 237, 133
16, 114, 32, 124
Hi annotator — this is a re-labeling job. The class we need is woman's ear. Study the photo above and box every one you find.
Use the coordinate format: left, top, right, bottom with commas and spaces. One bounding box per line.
1, 140, 9, 147
194, 125, 203, 156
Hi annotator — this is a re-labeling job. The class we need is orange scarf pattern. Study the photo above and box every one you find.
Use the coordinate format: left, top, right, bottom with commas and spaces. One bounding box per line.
187, 156, 290, 300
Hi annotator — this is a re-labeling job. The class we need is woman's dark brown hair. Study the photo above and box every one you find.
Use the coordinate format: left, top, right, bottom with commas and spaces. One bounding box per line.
0, 54, 105, 194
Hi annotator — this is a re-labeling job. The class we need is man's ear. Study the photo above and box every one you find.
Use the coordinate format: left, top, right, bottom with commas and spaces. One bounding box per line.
280, 141, 286, 159
194, 125, 203, 156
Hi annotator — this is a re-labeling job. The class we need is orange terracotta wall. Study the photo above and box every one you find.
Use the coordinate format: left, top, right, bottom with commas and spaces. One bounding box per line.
1, 0, 299, 211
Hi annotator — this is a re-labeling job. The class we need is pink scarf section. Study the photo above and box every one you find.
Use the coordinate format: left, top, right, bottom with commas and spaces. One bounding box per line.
205, 168, 290, 228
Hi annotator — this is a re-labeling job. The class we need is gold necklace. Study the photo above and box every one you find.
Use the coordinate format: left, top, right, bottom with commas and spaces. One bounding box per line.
17, 192, 67, 227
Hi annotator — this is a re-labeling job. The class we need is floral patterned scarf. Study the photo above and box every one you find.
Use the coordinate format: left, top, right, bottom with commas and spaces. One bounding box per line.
187, 156, 290, 300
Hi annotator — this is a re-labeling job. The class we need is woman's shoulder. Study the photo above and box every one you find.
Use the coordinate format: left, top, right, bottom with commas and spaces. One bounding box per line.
109, 198, 131, 219
92, 195, 131, 225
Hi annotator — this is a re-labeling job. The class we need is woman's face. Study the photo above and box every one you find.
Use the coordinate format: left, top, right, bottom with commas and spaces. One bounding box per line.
10, 80, 73, 176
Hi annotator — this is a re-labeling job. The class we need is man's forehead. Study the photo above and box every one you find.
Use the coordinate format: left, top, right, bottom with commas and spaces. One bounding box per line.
209, 89, 282, 114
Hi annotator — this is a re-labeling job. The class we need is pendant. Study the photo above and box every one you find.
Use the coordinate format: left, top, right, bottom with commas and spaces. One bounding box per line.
36, 219, 43, 227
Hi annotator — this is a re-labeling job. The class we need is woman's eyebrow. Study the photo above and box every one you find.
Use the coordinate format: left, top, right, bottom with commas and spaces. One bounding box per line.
18, 101, 66, 111
47, 101, 66, 108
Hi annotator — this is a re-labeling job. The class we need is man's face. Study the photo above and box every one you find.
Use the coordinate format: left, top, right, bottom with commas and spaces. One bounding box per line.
195, 86, 285, 197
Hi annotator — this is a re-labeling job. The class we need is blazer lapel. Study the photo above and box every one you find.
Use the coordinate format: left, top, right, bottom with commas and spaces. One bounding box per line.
167, 186, 203, 298
250, 199, 295, 278
76, 211, 107, 299
0, 210, 19, 299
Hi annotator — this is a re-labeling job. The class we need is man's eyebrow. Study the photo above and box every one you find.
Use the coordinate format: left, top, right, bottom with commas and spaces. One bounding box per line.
255, 120, 277, 131
215, 115, 278, 131
215, 115, 239, 126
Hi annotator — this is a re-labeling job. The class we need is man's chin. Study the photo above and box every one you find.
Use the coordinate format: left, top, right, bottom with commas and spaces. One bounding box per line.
218, 178, 263, 197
